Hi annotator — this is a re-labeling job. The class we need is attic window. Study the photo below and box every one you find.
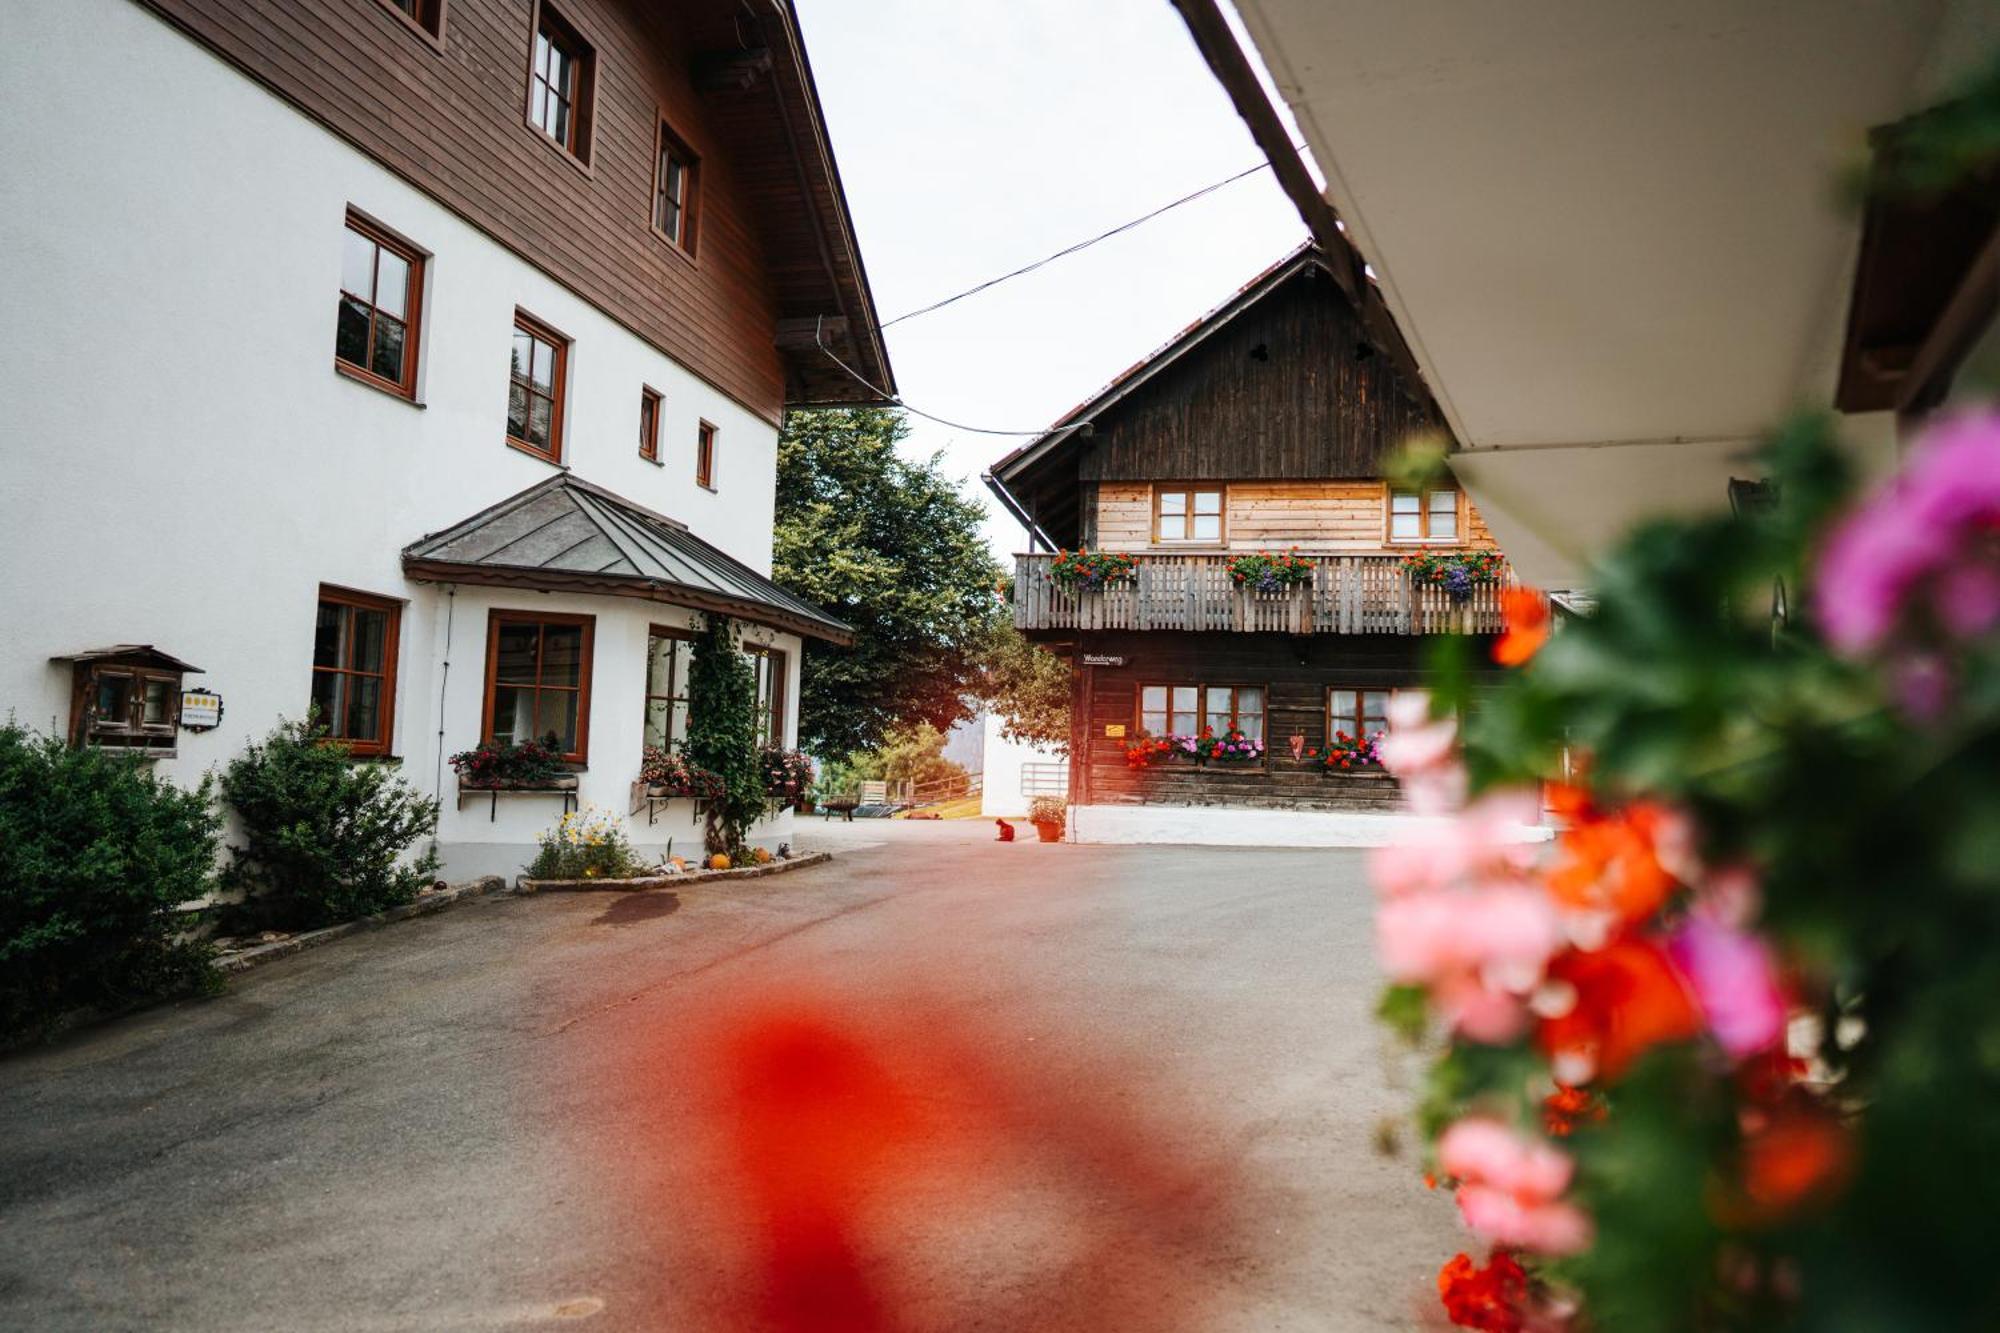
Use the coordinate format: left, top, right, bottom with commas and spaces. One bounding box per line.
58, 647, 199, 754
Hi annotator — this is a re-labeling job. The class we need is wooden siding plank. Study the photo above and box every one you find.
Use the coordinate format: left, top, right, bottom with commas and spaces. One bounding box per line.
134, 0, 803, 421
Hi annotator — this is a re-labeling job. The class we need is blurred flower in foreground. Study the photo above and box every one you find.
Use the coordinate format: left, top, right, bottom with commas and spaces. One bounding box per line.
1494, 589, 1550, 667
1816, 408, 2000, 714
1438, 1118, 1592, 1256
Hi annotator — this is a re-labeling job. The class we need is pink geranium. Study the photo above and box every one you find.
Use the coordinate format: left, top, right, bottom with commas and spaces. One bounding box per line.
1667, 911, 1787, 1060
1816, 409, 2000, 657
1438, 1118, 1593, 1256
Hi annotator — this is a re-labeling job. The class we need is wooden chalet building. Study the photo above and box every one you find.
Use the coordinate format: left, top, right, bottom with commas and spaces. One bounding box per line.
987, 243, 1517, 840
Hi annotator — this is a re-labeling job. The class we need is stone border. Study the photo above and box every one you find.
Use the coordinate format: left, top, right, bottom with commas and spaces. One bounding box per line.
516, 849, 833, 893
213, 875, 513, 976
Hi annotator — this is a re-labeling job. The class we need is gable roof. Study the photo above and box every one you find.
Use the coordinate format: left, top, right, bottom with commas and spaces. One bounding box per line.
402, 475, 852, 644
990, 241, 1333, 485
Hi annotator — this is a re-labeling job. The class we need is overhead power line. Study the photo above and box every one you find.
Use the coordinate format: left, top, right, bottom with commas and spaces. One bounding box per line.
817, 147, 1307, 436
878, 151, 1293, 329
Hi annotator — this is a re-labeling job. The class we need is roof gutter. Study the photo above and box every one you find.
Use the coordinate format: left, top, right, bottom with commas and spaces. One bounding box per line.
1167, 0, 1435, 408
982, 472, 1057, 554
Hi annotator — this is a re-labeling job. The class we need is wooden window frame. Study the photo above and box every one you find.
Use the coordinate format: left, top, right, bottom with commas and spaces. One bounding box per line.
745, 644, 788, 748
70, 664, 184, 752
642, 624, 691, 752
507, 309, 569, 464
696, 419, 718, 490
1326, 686, 1393, 741
311, 585, 402, 758
1134, 682, 1267, 746
524, 1, 595, 169
1386, 485, 1466, 546
651, 119, 699, 258
1151, 484, 1228, 545
638, 385, 662, 464
373, 0, 446, 46
481, 610, 595, 766
335, 210, 426, 401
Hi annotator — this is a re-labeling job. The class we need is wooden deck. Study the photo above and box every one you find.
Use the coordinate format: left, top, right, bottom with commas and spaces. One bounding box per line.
1012, 553, 1522, 635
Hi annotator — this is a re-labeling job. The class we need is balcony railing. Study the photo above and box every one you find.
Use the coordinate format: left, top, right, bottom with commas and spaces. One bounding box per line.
1012, 552, 1524, 635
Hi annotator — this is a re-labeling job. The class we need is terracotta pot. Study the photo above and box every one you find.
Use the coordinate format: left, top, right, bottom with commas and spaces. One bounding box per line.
1033, 820, 1063, 843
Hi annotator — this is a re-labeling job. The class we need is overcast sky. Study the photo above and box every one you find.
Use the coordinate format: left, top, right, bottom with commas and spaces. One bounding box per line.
791, 0, 1308, 560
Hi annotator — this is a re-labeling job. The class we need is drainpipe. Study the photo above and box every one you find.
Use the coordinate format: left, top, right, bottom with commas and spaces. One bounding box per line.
430, 585, 456, 859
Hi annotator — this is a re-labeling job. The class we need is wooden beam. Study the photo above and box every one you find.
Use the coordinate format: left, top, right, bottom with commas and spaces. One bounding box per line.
693, 47, 772, 93
1168, 0, 1437, 413
1898, 221, 2000, 417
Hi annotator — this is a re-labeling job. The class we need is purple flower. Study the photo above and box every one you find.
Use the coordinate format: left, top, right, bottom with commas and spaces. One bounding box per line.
1817, 409, 2000, 655
1667, 912, 1787, 1060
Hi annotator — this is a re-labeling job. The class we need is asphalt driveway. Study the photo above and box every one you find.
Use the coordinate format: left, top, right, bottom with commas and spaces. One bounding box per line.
0, 821, 1459, 1331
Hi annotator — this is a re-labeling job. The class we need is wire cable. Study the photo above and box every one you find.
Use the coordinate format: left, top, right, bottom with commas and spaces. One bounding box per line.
878, 152, 1290, 329
813, 321, 1058, 436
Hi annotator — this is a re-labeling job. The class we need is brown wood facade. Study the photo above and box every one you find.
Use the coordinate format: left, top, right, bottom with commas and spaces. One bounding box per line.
132, 0, 891, 423
1064, 633, 1506, 813
993, 245, 1516, 813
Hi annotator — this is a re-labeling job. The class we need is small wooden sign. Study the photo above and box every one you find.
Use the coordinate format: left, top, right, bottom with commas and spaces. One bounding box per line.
1081, 654, 1126, 667
1104, 723, 1127, 739
180, 690, 224, 731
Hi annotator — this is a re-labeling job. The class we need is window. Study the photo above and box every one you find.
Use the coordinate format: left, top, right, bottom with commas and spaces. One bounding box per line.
311, 587, 401, 757
639, 386, 662, 463
1328, 688, 1391, 740
696, 420, 717, 489
653, 126, 697, 252
643, 627, 689, 751
1389, 486, 1461, 543
1138, 684, 1264, 741
483, 611, 593, 763
336, 213, 424, 398
377, 0, 443, 39
1155, 487, 1224, 542
746, 645, 787, 747
527, 4, 592, 160
507, 312, 567, 463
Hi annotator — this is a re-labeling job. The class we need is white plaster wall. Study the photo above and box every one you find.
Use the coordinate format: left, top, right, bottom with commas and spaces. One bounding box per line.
1068, 804, 1551, 849
0, 0, 799, 878
978, 714, 1067, 818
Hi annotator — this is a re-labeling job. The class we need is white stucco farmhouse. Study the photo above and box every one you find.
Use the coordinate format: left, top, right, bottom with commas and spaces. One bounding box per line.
0, 0, 894, 877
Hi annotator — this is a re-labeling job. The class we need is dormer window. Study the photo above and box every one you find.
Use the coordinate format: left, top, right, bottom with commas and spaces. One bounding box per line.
56, 646, 200, 754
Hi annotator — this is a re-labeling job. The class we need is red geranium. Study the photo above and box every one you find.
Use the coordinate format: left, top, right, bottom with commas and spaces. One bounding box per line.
1438, 1250, 1529, 1332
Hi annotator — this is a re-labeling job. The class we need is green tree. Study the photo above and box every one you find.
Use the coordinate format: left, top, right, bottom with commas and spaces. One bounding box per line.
774, 407, 1005, 757
684, 614, 764, 856
975, 623, 1072, 755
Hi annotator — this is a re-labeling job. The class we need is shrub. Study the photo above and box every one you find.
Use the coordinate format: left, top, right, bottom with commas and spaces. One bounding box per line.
0, 721, 221, 1036
526, 805, 643, 880
221, 716, 440, 930
685, 615, 767, 856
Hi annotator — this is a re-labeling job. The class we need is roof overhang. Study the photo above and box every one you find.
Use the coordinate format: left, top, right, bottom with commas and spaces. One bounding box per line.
50, 645, 203, 673
402, 475, 854, 646
401, 558, 852, 645
1218, 0, 1995, 583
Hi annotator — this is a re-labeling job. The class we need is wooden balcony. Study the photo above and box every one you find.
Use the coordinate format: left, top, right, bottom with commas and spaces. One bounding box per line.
1012, 552, 1523, 635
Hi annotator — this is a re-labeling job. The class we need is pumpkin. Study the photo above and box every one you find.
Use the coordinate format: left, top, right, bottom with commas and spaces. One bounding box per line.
752, 847, 773, 865
709, 853, 731, 871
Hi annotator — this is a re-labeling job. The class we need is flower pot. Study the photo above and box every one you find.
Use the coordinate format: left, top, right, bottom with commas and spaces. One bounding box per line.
1033, 820, 1063, 843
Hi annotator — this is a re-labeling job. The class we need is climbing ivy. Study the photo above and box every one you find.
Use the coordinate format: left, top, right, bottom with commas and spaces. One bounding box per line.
684, 614, 765, 856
